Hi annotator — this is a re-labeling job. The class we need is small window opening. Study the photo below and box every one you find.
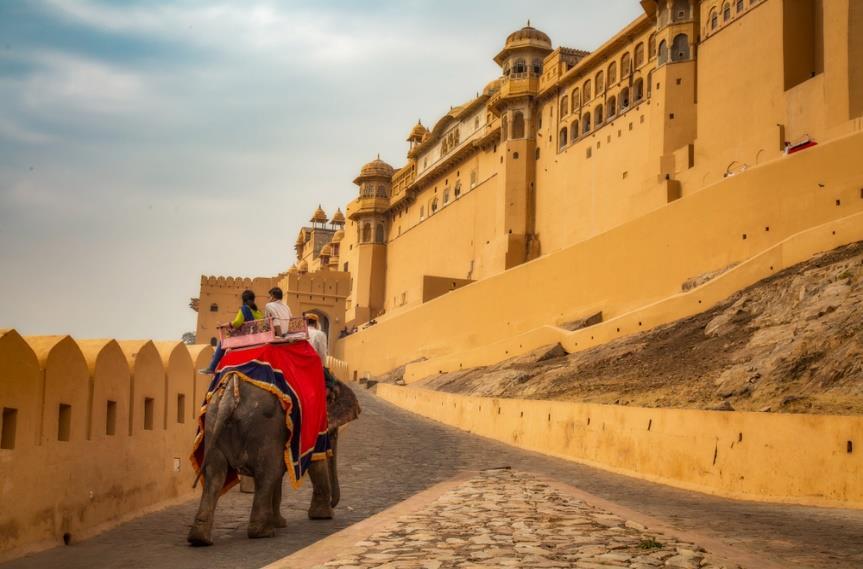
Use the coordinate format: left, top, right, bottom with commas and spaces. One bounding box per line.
106, 401, 117, 436
177, 394, 186, 424
58, 404, 72, 442
209, 303, 218, 312
1, 408, 17, 449
144, 398, 154, 431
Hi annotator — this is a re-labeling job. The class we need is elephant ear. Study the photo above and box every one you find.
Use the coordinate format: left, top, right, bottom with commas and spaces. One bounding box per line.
327, 379, 361, 429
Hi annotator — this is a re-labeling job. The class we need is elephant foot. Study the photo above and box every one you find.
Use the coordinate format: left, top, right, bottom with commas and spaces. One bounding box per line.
187, 522, 213, 547
247, 522, 275, 539
273, 513, 288, 528
308, 501, 334, 520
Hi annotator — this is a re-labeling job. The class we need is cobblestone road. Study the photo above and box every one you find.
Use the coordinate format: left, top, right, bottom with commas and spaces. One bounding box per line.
314, 469, 730, 569
3, 388, 863, 569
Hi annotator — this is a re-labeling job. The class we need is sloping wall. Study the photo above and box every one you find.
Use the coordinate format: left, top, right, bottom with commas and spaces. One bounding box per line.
334, 131, 863, 379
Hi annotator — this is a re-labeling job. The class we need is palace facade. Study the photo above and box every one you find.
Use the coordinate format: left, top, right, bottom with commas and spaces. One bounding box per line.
195, 0, 863, 357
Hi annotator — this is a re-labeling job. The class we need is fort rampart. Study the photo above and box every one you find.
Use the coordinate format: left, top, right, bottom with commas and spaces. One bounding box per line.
0, 332, 214, 560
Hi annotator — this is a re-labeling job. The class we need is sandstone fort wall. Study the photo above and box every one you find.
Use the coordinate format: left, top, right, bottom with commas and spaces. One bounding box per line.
0, 331, 213, 560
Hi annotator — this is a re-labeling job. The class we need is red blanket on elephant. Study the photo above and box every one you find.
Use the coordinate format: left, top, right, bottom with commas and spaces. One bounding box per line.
190, 341, 330, 493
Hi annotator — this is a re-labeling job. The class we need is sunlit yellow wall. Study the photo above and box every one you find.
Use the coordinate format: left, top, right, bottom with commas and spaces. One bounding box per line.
0, 333, 209, 561
377, 384, 863, 508
334, 131, 863, 377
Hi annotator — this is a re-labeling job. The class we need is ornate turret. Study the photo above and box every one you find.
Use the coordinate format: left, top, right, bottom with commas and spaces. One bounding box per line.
331, 208, 346, 227
407, 120, 429, 151
310, 205, 328, 228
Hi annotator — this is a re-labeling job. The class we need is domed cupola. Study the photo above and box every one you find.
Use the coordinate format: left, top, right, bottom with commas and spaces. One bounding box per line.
331, 208, 346, 227
331, 229, 345, 243
407, 120, 429, 150
354, 156, 395, 184
494, 21, 553, 67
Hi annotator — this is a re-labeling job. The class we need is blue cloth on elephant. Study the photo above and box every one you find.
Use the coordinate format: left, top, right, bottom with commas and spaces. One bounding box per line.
191, 341, 330, 493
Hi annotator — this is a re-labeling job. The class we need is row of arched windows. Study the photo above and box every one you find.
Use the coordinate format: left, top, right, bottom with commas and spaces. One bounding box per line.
558, 78, 650, 150
561, 71, 652, 127
359, 183, 389, 199
500, 111, 526, 141
708, 0, 759, 35
359, 222, 386, 244
558, 32, 683, 118
503, 58, 543, 78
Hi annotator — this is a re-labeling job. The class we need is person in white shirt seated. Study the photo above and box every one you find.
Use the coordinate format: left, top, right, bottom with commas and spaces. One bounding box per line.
304, 313, 336, 392
265, 287, 293, 336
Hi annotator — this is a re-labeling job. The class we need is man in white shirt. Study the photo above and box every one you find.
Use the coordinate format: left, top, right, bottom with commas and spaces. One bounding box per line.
304, 313, 328, 364
265, 287, 293, 336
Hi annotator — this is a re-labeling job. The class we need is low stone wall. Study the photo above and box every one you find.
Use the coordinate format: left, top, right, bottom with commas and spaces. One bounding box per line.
376, 384, 863, 509
0, 331, 214, 560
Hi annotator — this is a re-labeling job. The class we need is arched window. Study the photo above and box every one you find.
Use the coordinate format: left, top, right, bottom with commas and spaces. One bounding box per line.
375, 224, 385, 243
583, 112, 591, 134
607, 62, 617, 85
736, 0, 744, 12
620, 87, 630, 109
648, 34, 657, 59
635, 43, 645, 68
532, 58, 543, 75
514, 58, 526, 74
634, 78, 644, 102
501, 114, 509, 141
710, 9, 718, 30
672, 34, 690, 61
723, 2, 731, 22
431, 198, 439, 214
559, 127, 568, 149
560, 96, 569, 117
443, 188, 450, 205
512, 111, 525, 139
596, 70, 605, 93
621, 53, 632, 78
607, 96, 617, 117
209, 303, 218, 312
571, 88, 580, 111
658, 40, 669, 64
594, 104, 604, 126
673, 0, 690, 21
570, 119, 579, 141
583, 80, 592, 101
362, 223, 372, 242
454, 180, 462, 198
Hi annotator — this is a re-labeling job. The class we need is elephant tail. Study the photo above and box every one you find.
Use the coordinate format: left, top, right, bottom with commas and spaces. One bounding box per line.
194, 373, 240, 488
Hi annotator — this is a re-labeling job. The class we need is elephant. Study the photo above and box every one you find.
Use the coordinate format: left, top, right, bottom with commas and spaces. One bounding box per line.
187, 373, 359, 546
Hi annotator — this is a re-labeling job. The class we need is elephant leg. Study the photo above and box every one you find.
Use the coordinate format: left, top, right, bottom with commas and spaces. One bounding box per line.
271, 475, 287, 528
328, 429, 340, 508
187, 450, 228, 546
307, 459, 334, 520
248, 472, 279, 539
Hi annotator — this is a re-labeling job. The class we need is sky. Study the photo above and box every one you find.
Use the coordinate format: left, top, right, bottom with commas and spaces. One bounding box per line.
0, 0, 643, 341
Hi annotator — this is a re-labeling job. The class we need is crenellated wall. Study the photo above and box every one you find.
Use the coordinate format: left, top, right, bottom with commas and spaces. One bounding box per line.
0, 331, 214, 561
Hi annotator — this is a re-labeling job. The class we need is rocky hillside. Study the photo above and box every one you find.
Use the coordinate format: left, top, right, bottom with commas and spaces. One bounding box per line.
414, 241, 863, 415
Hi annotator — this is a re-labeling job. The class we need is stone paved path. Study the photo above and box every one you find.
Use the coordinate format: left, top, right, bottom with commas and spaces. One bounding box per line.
314, 469, 729, 569
3, 388, 863, 569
